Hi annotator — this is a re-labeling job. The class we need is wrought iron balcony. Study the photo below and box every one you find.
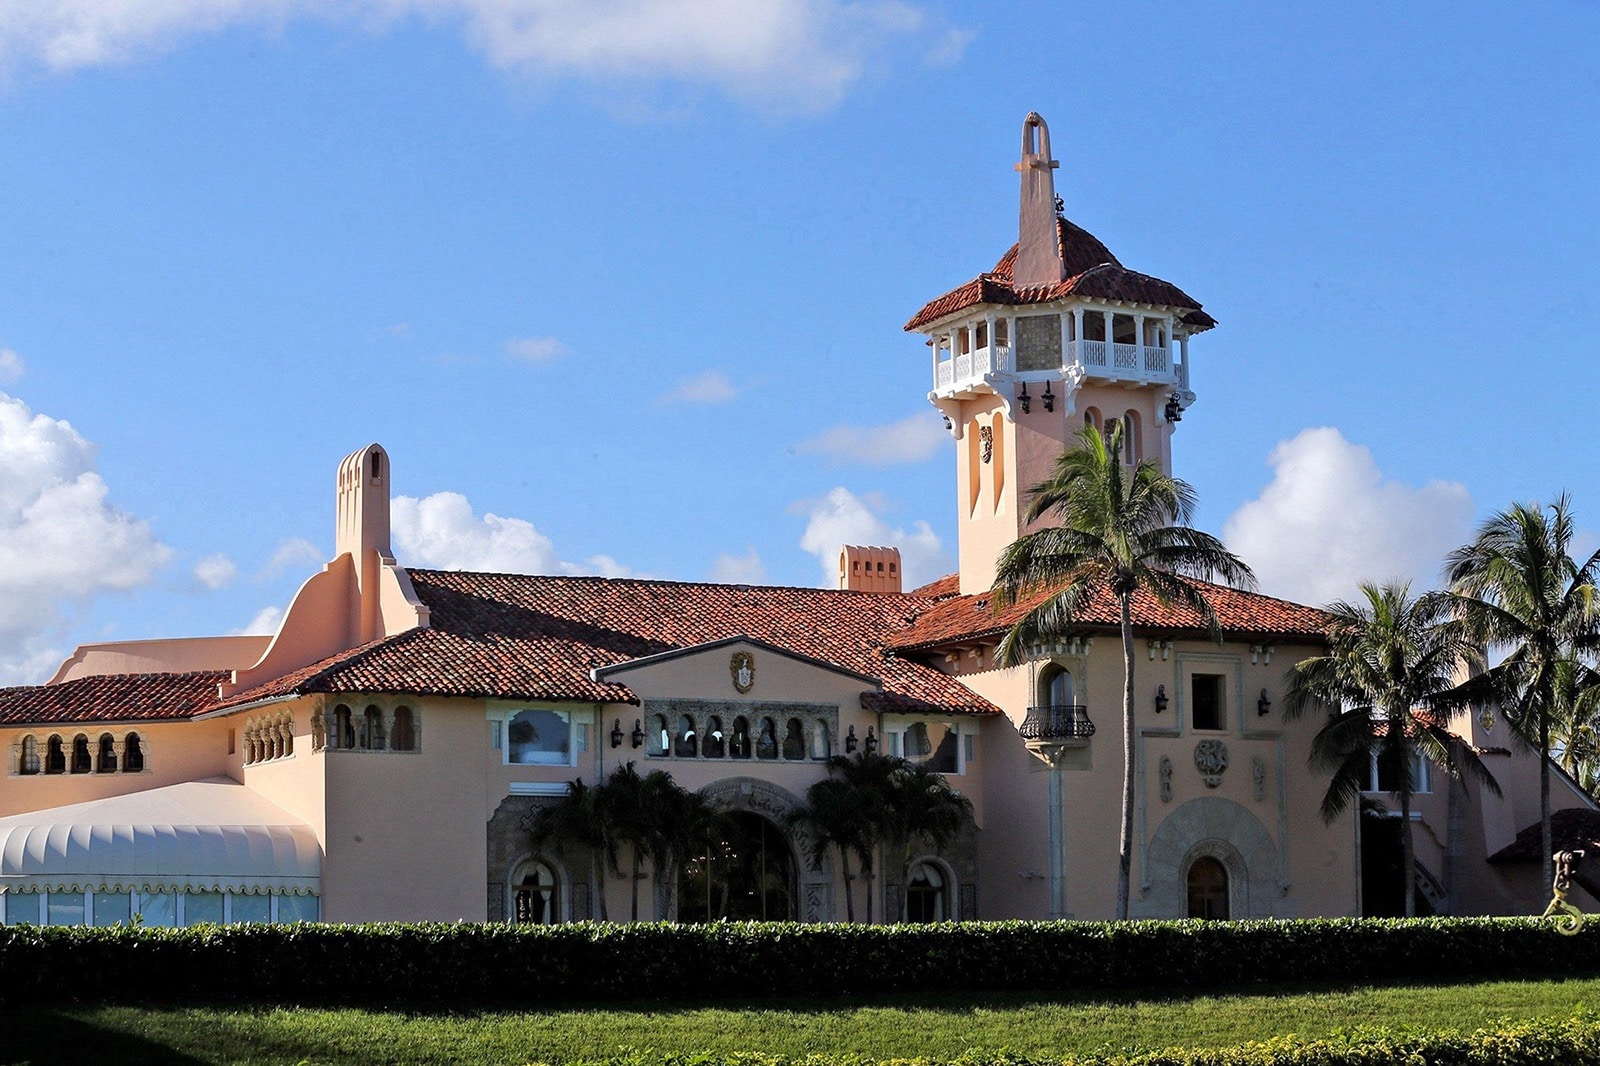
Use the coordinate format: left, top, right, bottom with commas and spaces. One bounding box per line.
1020, 704, 1095, 742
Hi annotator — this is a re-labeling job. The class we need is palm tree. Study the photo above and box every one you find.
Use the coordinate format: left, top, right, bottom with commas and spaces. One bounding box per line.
596, 761, 663, 922
1550, 657, 1600, 795
643, 775, 725, 921
1447, 497, 1600, 889
992, 420, 1254, 919
823, 751, 901, 922
1286, 581, 1500, 916
881, 759, 974, 921
787, 776, 874, 922
528, 777, 613, 921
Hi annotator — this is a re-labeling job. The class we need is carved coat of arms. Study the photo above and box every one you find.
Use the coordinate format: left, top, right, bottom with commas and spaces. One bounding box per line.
730, 651, 756, 694
1194, 739, 1229, 789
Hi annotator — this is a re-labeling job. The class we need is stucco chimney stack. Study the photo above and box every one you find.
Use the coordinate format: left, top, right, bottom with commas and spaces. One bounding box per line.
838, 545, 902, 594
1013, 112, 1065, 290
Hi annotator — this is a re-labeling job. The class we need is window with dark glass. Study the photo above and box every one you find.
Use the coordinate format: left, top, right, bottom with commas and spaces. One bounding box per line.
70, 734, 91, 774
781, 719, 805, 760
1187, 857, 1229, 919
124, 733, 144, 772
729, 717, 751, 759
45, 735, 65, 774
390, 707, 416, 751
675, 716, 698, 758
703, 716, 725, 758
96, 733, 117, 773
755, 718, 778, 760
1191, 674, 1224, 731
507, 709, 571, 765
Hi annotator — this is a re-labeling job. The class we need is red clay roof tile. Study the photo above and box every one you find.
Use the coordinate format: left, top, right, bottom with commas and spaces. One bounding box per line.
0, 671, 228, 727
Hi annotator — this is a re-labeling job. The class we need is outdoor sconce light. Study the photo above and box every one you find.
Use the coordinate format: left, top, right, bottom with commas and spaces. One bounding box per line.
630, 719, 644, 748
610, 719, 624, 749
864, 727, 878, 754
1017, 381, 1031, 414
1154, 684, 1169, 714
845, 725, 858, 753
1164, 393, 1183, 423
1042, 381, 1055, 412
1257, 689, 1273, 717
941, 414, 952, 431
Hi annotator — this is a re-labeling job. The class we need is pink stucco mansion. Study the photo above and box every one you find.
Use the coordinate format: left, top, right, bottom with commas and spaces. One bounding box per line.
1, 114, 1590, 929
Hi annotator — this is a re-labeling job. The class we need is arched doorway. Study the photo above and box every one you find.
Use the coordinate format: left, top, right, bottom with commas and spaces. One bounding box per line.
1186, 856, 1229, 919
511, 859, 560, 925
905, 861, 949, 922
679, 811, 796, 922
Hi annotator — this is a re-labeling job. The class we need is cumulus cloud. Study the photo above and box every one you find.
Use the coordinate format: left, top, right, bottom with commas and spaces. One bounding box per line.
262, 537, 324, 576
1222, 427, 1475, 606
794, 486, 950, 590
234, 605, 284, 637
192, 552, 237, 591
0, 347, 23, 384
660, 370, 738, 405
0, 1, 950, 110
796, 413, 948, 466
709, 547, 766, 585
504, 336, 566, 363
392, 490, 638, 577
0, 390, 171, 683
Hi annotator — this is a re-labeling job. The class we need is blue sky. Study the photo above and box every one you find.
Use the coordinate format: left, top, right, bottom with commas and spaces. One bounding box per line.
1, 1, 1597, 683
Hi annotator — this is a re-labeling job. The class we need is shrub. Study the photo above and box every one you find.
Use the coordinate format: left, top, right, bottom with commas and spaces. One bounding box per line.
1, 917, 1597, 1009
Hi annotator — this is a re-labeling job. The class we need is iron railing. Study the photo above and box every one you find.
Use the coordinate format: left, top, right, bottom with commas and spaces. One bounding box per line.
1019, 704, 1096, 741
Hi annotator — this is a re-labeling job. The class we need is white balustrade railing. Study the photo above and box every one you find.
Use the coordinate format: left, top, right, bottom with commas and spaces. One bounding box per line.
1077, 340, 1108, 367
935, 360, 953, 389
931, 345, 1015, 393
1143, 346, 1170, 374
1113, 342, 1139, 370
933, 337, 1175, 392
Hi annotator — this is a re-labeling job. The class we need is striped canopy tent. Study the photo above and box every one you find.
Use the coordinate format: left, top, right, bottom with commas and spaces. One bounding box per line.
0, 777, 320, 896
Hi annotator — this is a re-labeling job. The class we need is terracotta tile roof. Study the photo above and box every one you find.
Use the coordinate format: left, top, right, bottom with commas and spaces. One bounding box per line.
888, 573, 1331, 653
0, 672, 228, 728
904, 218, 1216, 333
218, 571, 998, 718
1488, 807, 1600, 864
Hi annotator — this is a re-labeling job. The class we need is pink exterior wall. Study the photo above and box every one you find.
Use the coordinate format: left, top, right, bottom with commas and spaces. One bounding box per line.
50, 635, 269, 684
1, 718, 234, 818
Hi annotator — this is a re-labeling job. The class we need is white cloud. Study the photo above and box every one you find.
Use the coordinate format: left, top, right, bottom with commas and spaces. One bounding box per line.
709, 547, 766, 584
794, 486, 950, 590
192, 552, 237, 590
0, 347, 23, 384
392, 490, 638, 577
796, 413, 948, 466
1222, 427, 1475, 606
504, 336, 566, 363
0, 390, 171, 683
0, 1, 951, 110
262, 536, 323, 576
234, 605, 284, 636
660, 370, 737, 405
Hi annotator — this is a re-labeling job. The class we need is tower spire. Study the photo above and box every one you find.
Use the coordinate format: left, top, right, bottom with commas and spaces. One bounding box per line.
1013, 112, 1064, 289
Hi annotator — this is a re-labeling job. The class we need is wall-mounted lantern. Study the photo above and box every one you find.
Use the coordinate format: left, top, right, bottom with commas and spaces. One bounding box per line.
844, 725, 858, 753
1154, 684, 1169, 714
1042, 381, 1055, 412
864, 727, 878, 754
610, 719, 624, 749
1018, 381, 1031, 414
630, 719, 644, 748
1257, 689, 1273, 717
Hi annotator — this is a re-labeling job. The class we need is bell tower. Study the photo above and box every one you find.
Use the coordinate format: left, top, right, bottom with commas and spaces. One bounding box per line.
904, 112, 1216, 595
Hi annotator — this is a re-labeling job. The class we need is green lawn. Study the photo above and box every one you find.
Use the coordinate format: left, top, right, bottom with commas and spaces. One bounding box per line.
5, 978, 1600, 1065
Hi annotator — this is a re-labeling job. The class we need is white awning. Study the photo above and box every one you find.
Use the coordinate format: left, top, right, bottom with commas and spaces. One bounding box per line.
0, 777, 320, 895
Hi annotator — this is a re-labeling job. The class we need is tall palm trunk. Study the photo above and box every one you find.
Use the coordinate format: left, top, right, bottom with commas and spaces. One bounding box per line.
1117, 594, 1136, 921
1399, 784, 1417, 919
836, 844, 855, 923
1541, 710, 1553, 893
591, 850, 609, 922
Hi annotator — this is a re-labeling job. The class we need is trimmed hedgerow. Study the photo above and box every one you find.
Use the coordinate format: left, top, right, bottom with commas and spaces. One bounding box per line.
0, 917, 1598, 1009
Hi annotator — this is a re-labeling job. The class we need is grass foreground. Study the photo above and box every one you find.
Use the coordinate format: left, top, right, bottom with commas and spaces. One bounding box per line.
6, 977, 1600, 1065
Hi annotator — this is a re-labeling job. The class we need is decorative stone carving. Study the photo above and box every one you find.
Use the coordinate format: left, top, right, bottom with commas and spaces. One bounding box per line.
1251, 755, 1266, 802
1159, 755, 1173, 802
979, 424, 993, 463
730, 651, 756, 694
1193, 739, 1229, 789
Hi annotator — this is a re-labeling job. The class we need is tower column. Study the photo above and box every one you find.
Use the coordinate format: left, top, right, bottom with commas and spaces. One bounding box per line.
1135, 313, 1147, 371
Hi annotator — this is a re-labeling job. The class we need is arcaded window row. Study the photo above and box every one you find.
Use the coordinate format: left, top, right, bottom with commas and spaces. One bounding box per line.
312, 703, 418, 753
10, 731, 146, 777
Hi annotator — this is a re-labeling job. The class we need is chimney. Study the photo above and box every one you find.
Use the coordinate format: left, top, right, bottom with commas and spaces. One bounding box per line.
1013, 112, 1065, 289
838, 546, 902, 594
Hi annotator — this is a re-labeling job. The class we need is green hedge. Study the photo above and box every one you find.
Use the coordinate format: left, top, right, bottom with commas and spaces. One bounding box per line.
1, 917, 1598, 1009
527, 1015, 1600, 1065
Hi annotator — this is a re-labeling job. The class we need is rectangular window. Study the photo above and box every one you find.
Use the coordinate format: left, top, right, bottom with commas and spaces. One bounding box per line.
1370, 751, 1431, 794
902, 721, 960, 775
136, 891, 177, 928
1191, 674, 1225, 731
275, 893, 320, 924
230, 893, 271, 924
47, 891, 85, 926
93, 890, 131, 927
183, 891, 224, 926
506, 709, 572, 765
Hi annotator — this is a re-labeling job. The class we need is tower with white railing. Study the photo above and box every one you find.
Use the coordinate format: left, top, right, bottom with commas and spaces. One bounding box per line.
905, 112, 1217, 595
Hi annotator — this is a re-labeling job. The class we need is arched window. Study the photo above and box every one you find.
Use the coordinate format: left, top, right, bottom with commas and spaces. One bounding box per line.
1186, 856, 1229, 919
391, 707, 416, 752
45, 735, 65, 774
781, 719, 805, 760
652, 714, 670, 756
1040, 665, 1075, 707
1122, 409, 1142, 464
19, 735, 39, 775
676, 716, 698, 758
1083, 406, 1102, 433
70, 734, 92, 774
703, 716, 725, 758
361, 706, 385, 751
755, 718, 778, 760
810, 721, 831, 760
97, 733, 118, 773
124, 733, 145, 773
905, 862, 948, 923
729, 717, 751, 759
332, 705, 354, 750
511, 859, 560, 925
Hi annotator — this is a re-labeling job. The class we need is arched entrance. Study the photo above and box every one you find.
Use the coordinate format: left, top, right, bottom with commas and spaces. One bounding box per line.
1186, 856, 1229, 919
679, 811, 796, 922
